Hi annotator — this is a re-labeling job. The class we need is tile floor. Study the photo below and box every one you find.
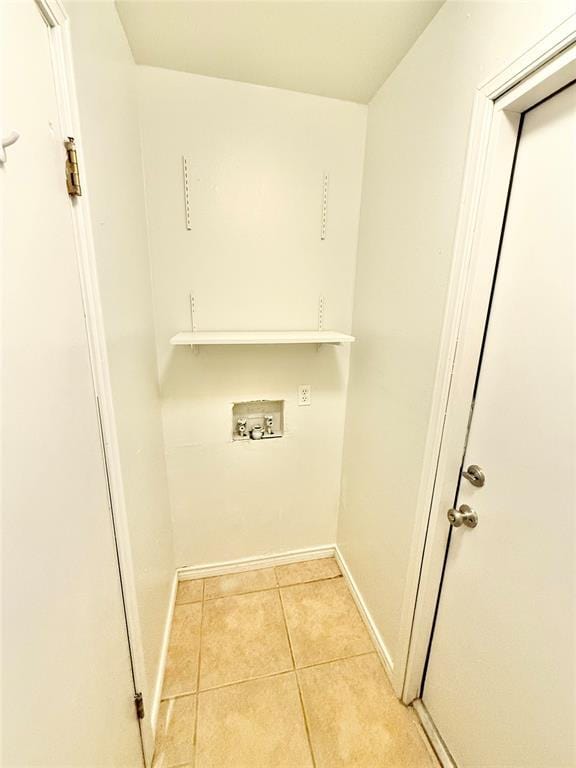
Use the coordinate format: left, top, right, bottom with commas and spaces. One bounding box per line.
153, 557, 439, 768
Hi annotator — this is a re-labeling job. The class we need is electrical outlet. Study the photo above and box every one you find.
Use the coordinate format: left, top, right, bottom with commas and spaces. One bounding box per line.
298, 384, 311, 406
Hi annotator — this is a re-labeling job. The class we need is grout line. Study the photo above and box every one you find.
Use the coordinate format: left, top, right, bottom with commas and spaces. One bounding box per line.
192, 589, 205, 767
197, 667, 295, 695
203, 565, 278, 586
159, 650, 381, 703
160, 690, 197, 703
296, 650, 377, 673
200, 566, 344, 603
173, 576, 202, 607
294, 671, 317, 768
174, 598, 203, 606
200, 573, 342, 603
278, 585, 317, 768
203, 585, 278, 602
277, 587, 296, 671
277, 574, 342, 589
175, 578, 205, 606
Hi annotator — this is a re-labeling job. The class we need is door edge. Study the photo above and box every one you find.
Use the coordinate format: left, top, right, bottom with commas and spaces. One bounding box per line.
413, 699, 457, 768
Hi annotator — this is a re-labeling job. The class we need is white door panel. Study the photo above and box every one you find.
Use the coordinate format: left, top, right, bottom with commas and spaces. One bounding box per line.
423, 84, 576, 767
1, 2, 143, 764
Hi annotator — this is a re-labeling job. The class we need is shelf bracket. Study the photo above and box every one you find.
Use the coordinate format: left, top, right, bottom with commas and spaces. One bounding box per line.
189, 293, 199, 354
183, 157, 192, 231
320, 172, 329, 241
317, 296, 325, 352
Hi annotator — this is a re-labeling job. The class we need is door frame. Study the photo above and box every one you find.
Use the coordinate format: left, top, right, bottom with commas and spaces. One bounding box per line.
400, 14, 576, 705
34, 0, 152, 761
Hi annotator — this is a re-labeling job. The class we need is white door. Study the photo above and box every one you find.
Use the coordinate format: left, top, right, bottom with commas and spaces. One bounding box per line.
1, 2, 144, 765
422, 83, 576, 767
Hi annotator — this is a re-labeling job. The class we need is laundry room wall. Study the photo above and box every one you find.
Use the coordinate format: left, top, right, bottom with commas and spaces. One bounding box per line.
137, 66, 366, 567
338, 0, 576, 676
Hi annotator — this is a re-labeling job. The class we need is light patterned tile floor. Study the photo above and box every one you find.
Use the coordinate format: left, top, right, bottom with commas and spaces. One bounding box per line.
155, 557, 439, 768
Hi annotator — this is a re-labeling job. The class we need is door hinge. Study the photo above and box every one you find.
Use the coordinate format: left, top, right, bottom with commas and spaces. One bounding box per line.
64, 137, 82, 197
134, 692, 145, 720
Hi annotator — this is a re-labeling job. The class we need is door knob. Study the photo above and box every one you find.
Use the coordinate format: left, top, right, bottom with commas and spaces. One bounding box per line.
462, 464, 485, 487
447, 504, 478, 529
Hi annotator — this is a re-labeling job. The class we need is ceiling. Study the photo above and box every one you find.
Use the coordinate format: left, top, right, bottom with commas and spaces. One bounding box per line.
115, 1, 444, 104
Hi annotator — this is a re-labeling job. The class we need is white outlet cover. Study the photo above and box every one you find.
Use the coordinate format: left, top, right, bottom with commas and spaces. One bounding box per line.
298, 384, 311, 406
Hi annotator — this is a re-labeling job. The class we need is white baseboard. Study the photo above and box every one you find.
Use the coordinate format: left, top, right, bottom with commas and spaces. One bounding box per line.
150, 570, 178, 735
413, 699, 456, 768
177, 544, 337, 581
334, 545, 395, 679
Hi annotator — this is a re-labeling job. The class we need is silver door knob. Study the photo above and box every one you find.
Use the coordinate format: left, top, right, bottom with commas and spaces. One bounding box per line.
447, 504, 478, 529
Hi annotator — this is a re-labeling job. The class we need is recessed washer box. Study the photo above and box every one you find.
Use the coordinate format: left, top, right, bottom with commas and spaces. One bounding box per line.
233, 400, 284, 441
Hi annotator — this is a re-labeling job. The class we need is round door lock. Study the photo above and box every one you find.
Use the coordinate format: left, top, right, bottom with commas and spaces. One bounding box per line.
447, 504, 478, 529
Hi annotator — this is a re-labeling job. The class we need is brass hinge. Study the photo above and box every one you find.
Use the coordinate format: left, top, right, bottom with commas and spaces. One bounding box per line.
134, 692, 145, 720
64, 137, 82, 197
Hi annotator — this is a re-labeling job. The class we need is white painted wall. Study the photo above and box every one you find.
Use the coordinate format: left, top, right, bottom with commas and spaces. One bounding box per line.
137, 67, 366, 567
66, 0, 175, 719
338, 0, 576, 673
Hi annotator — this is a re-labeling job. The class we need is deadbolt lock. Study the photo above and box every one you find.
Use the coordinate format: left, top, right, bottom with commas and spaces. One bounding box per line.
462, 464, 485, 487
447, 504, 478, 529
